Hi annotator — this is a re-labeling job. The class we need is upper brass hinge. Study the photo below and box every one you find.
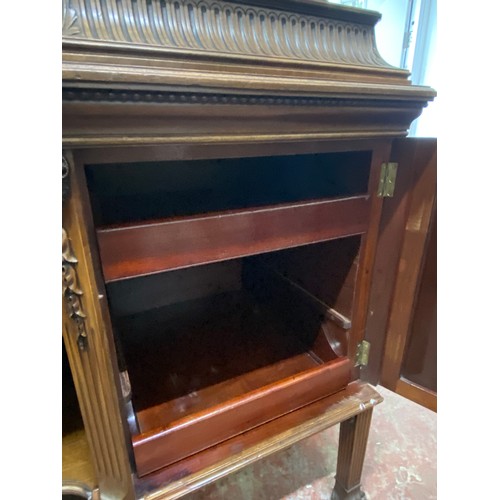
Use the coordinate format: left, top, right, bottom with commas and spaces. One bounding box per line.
377, 162, 398, 197
355, 340, 371, 367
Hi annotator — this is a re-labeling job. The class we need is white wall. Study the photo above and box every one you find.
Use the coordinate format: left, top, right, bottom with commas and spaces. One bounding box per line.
367, 0, 409, 67
409, 0, 437, 137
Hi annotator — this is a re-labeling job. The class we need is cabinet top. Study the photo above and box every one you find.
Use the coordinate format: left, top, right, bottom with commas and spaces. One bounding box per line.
62, 0, 421, 87
62, 0, 435, 147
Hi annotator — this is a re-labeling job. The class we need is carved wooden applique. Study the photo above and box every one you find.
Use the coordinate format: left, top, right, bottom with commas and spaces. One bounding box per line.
62, 227, 88, 351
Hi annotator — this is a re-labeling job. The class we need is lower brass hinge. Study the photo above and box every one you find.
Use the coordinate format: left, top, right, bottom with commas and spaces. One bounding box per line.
355, 340, 371, 367
377, 162, 398, 197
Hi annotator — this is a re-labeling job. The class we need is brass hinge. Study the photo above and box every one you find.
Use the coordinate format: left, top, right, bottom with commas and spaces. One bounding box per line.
377, 162, 398, 197
355, 340, 371, 367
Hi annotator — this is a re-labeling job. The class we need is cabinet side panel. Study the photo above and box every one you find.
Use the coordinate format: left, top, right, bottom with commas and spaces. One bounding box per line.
63, 151, 136, 499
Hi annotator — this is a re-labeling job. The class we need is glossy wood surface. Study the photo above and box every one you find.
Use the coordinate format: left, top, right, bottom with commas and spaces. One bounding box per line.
62, 0, 435, 496
362, 138, 421, 384
395, 378, 437, 413
379, 139, 437, 411
97, 195, 370, 282
347, 142, 392, 366
134, 382, 383, 500
115, 289, 325, 412
136, 352, 319, 432
133, 357, 351, 476
111, 274, 354, 475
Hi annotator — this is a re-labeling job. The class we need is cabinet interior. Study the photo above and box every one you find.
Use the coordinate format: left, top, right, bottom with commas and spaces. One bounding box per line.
86, 150, 371, 226
84, 149, 369, 474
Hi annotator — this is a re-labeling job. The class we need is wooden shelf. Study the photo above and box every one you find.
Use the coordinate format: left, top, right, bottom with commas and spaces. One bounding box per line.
97, 195, 369, 282
114, 290, 352, 476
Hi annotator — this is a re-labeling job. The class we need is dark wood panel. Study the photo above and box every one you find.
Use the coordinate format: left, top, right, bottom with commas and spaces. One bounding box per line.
255, 236, 360, 319
401, 209, 437, 392
97, 196, 370, 282
362, 138, 425, 384
377, 138, 437, 411
86, 151, 371, 226
116, 291, 314, 412
106, 260, 242, 317
132, 357, 351, 477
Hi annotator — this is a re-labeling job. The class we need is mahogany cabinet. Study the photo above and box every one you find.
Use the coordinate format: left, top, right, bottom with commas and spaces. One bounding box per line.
62, 1, 435, 498
376, 138, 437, 411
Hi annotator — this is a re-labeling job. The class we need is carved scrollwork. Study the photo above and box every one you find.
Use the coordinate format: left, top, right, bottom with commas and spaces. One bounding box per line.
63, 228, 88, 350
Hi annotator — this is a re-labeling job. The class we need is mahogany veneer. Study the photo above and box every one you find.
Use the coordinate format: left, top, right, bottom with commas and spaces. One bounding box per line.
62, 1, 435, 498
97, 196, 369, 282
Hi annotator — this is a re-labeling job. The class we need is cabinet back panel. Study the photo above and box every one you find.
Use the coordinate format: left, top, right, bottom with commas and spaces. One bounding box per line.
86, 151, 371, 226
106, 260, 242, 317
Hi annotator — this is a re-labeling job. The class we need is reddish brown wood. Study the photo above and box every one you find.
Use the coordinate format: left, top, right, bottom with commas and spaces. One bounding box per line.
362, 138, 424, 384
133, 357, 352, 476
113, 278, 353, 476
133, 382, 383, 499
116, 288, 328, 412
395, 378, 437, 413
136, 353, 320, 432
379, 139, 437, 409
97, 196, 370, 282
62, 0, 435, 497
332, 407, 373, 499
348, 142, 393, 364
401, 209, 437, 393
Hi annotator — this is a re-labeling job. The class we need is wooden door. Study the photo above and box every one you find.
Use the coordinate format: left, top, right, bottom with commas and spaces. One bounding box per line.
363, 138, 437, 411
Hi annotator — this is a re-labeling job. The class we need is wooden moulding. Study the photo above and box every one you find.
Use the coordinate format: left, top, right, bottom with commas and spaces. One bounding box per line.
133, 356, 352, 477
62, 0, 409, 85
62, 0, 435, 148
97, 195, 370, 282
134, 381, 382, 499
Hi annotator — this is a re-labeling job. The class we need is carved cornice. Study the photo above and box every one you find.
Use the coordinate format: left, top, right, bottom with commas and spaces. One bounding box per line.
62, 0, 436, 144
62, 228, 88, 351
62, 0, 391, 70
62, 88, 423, 107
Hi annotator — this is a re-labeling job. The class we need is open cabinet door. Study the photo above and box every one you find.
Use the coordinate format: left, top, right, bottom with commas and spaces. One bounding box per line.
363, 137, 437, 411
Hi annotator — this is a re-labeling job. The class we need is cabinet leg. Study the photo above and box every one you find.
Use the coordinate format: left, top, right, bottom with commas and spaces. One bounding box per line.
332, 407, 373, 500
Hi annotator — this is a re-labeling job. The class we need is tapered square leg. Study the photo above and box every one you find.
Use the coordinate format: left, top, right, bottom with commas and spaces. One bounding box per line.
332, 407, 373, 500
